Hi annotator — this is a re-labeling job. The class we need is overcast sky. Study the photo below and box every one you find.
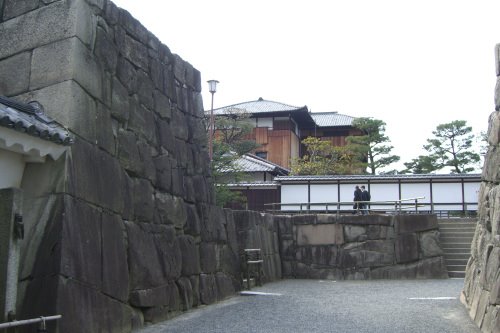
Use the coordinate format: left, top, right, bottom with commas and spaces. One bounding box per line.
112, 0, 500, 172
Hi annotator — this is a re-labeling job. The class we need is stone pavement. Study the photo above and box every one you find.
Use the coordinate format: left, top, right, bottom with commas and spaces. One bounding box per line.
137, 279, 481, 333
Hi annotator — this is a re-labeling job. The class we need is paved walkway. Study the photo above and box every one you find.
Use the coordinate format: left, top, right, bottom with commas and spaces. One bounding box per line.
138, 279, 480, 333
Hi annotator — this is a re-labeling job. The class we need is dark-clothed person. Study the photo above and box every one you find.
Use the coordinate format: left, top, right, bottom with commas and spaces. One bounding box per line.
353, 186, 362, 214
360, 185, 371, 215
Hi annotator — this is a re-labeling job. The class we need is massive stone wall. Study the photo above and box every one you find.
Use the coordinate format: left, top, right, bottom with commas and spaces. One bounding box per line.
0, 1, 280, 332
278, 214, 448, 280
461, 45, 500, 332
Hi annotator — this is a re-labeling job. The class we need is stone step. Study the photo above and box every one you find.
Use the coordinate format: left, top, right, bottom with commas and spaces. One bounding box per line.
440, 236, 474, 243
443, 253, 471, 260
448, 271, 466, 278
445, 258, 469, 266
438, 225, 476, 231
446, 264, 467, 271
441, 247, 472, 254
440, 241, 472, 247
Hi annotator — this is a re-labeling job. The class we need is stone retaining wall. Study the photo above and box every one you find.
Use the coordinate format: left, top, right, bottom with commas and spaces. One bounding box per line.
278, 214, 448, 280
461, 45, 500, 332
0, 1, 282, 332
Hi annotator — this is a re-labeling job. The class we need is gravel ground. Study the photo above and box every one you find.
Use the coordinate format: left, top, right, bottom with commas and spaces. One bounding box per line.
137, 278, 480, 333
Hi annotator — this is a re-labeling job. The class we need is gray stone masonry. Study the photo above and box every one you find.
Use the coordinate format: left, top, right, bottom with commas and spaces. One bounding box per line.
278, 214, 448, 280
461, 44, 500, 333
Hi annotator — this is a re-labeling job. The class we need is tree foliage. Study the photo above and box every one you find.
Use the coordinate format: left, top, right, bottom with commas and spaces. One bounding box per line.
347, 117, 400, 174
403, 120, 480, 174
290, 137, 365, 175
209, 108, 260, 206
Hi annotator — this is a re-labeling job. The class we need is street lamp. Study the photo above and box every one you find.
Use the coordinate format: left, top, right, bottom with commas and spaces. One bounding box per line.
207, 79, 219, 161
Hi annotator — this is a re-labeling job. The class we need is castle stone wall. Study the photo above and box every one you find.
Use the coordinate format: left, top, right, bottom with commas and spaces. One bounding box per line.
461, 45, 500, 333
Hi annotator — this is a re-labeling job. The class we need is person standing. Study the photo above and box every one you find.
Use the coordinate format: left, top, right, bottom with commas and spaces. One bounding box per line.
353, 185, 362, 214
361, 185, 371, 215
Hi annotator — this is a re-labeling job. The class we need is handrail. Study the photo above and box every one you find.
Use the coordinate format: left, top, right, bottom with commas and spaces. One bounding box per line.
0, 315, 61, 330
262, 197, 449, 214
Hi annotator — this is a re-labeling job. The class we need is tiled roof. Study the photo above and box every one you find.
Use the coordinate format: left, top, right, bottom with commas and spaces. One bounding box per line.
0, 96, 72, 145
310, 112, 355, 127
234, 154, 289, 175
274, 174, 482, 182
210, 97, 307, 115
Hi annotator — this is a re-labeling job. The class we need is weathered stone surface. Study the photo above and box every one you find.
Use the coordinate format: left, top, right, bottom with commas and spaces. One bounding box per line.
129, 282, 179, 309
178, 235, 200, 276
101, 212, 129, 302
118, 8, 149, 44
0, 0, 93, 59
200, 243, 217, 274
30, 37, 102, 100
296, 223, 344, 246
483, 145, 500, 183
483, 247, 500, 291
185, 204, 201, 236
0, 52, 31, 96
58, 277, 133, 333
344, 225, 367, 242
154, 193, 187, 228
122, 33, 149, 71
340, 240, 394, 268
395, 233, 419, 263
215, 272, 235, 301
199, 274, 217, 305
128, 95, 157, 143
487, 111, 500, 145
153, 155, 173, 192
416, 256, 448, 279
142, 306, 168, 324
59, 196, 101, 288
296, 246, 338, 266
94, 26, 118, 73
394, 214, 438, 234
117, 129, 141, 174
153, 90, 172, 120
18, 80, 97, 143
96, 103, 116, 155
111, 77, 130, 122
116, 56, 137, 94
3, 0, 38, 20
126, 222, 181, 289
189, 275, 200, 307
371, 262, 418, 279
199, 205, 227, 242
419, 230, 444, 258
176, 277, 193, 311
132, 177, 154, 221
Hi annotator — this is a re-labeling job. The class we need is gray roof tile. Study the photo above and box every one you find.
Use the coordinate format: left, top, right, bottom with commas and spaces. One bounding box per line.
210, 97, 307, 115
0, 96, 73, 145
310, 112, 355, 127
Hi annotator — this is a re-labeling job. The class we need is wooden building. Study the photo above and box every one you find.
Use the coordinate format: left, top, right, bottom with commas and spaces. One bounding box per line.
210, 97, 362, 169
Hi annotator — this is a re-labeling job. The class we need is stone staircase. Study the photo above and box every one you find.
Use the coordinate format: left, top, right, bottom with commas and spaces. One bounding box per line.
438, 218, 477, 278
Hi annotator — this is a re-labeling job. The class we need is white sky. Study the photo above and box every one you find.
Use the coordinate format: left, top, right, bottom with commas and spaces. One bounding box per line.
111, 0, 500, 172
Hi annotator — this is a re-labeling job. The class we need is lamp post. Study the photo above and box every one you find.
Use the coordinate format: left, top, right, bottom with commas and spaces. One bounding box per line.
207, 79, 219, 161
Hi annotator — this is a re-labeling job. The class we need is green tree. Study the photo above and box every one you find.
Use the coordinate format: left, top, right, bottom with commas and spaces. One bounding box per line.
347, 118, 400, 174
290, 137, 365, 175
403, 120, 480, 174
209, 108, 260, 206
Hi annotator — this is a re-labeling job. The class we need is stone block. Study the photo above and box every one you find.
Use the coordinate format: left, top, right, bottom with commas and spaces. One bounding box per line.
96, 103, 116, 155
101, 212, 129, 302
200, 243, 217, 274
487, 111, 500, 145
490, 186, 500, 237
122, 33, 149, 71
416, 256, 448, 279
118, 8, 149, 44
496, 77, 500, 111
215, 272, 235, 301
184, 204, 201, 236
157, 119, 176, 154
176, 277, 193, 311
125, 222, 180, 289
129, 282, 178, 308
154, 192, 187, 228
296, 223, 344, 246
276, 215, 293, 236
219, 245, 241, 280
419, 230, 444, 258
172, 109, 189, 141
394, 214, 438, 234
199, 274, 217, 305
395, 233, 419, 263
128, 95, 157, 144
297, 245, 338, 266
149, 58, 164, 91
136, 69, 154, 110
340, 240, 394, 268
153, 155, 173, 192
189, 275, 200, 307
484, 247, 500, 291
142, 306, 169, 324
30, 37, 102, 100
94, 25, 118, 73
153, 90, 172, 120
0, 52, 31, 96
291, 214, 317, 225
199, 205, 227, 242
496, 43, 500, 77
116, 56, 137, 94
137, 140, 157, 183
117, 129, 141, 174
18, 80, 97, 143
338, 214, 392, 226
132, 177, 154, 221
483, 145, 500, 183
0, 0, 93, 59
371, 262, 418, 279
57, 277, 133, 333
344, 225, 367, 242
59, 196, 102, 288
490, 268, 500, 305
110, 77, 130, 122
178, 235, 200, 276
3, 0, 38, 20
